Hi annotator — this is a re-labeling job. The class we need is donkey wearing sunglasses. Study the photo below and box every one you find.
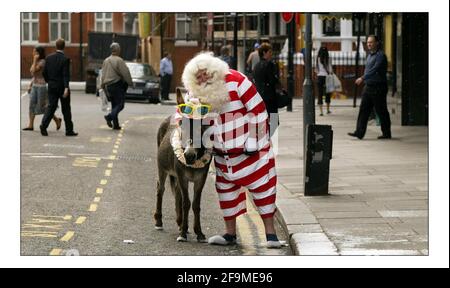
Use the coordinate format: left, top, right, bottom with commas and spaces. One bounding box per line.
154, 88, 214, 242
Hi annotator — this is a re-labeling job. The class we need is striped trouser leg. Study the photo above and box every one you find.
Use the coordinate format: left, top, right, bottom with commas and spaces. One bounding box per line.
244, 158, 277, 218
215, 169, 247, 221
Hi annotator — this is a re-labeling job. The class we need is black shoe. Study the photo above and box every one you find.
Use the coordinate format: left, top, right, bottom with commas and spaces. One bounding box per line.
113, 126, 122, 130
104, 115, 112, 128
348, 132, 363, 139
40, 125, 48, 136
66, 131, 78, 136
378, 135, 392, 139
22, 127, 34, 131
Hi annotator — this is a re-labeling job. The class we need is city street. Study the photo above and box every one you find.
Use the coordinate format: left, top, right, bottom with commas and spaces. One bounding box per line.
20, 91, 289, 256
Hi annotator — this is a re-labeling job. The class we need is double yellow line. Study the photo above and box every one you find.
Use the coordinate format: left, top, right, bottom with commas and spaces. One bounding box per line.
49, 121, 129, 255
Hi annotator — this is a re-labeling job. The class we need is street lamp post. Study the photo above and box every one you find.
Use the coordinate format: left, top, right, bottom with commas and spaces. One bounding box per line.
303, 13, 315, 134
232, 13, 238, 70
303, 13, 315, 173
287, 19, 295, 112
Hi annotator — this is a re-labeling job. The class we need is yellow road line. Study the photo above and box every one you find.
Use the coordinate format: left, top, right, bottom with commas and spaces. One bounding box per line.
100, 179, 107, 185
32, 215, 72, 221
114, 145, 119, 149
49, 249, 62, 256
21, 231, 58, 238
109, 155, 116, 160
75, 216, 87, 225
94, 197, 101, 203
112, 150, 118, 154
105, 169, 112, 177
107, 163, 114, 168
22, 223, 62, 230
60, 231, 75, 242
88, 204, 98, 212
96, 188, 104, 194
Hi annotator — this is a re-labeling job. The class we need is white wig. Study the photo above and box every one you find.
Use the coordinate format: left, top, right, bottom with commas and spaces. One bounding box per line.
181, 52, 230, 112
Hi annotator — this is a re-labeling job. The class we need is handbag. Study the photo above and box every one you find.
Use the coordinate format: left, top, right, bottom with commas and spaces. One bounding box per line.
276, 89, 290, 109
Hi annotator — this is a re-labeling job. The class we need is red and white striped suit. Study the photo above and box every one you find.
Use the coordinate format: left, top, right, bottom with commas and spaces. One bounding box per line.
213, 69, 277, 220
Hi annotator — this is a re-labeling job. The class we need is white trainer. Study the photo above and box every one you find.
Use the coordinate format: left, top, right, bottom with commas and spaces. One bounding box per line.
267, 240, 287, 249
208, 235, 237, 246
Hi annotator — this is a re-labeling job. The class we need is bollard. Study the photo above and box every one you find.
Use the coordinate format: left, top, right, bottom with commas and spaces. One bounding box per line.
304, 124, 333, 196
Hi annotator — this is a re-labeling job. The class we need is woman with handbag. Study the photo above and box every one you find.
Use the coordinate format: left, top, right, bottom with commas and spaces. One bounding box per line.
315, 46, 333, 116
23, 46, 61, 131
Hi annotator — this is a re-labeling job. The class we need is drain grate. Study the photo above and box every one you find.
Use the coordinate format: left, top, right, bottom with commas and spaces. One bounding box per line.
116, 154, 152, 162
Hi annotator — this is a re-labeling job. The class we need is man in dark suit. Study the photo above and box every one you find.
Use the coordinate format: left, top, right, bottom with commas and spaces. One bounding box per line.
40, 38, 77, 136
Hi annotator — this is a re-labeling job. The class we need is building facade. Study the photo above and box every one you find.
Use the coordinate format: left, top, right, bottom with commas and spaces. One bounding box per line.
21, 12, 138, 81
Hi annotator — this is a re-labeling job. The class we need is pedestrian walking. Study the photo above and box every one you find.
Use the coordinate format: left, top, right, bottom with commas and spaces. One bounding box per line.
23, 46, 62, 131
219, 45, 233, 67
159, 52, 173, 100
315, 46, 333, 116
182, 52, 285, 249
348, 35, 392, 139
246, 42, 260, 77
40, 38, 77, 137
101, 42, 133, 130
253, 42, 280, 137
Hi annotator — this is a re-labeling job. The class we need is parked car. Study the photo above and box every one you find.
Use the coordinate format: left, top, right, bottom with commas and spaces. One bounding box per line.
96, 62, 160, 103
126, 62, 160, 103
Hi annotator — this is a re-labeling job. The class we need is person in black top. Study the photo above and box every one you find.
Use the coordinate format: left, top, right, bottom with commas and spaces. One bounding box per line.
348, 35, 391, 140
253, 42, 279, 137
40, 38, 77, 136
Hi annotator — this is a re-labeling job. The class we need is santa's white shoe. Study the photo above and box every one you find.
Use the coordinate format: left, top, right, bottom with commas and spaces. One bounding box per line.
208, 234, 237, 246
267, 240, 287, 249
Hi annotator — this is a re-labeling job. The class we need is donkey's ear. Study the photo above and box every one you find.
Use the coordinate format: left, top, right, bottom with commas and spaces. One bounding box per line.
176, 87, 185, 105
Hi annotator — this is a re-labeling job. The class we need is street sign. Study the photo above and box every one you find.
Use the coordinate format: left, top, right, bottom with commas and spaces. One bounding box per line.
281, 12, 294, 23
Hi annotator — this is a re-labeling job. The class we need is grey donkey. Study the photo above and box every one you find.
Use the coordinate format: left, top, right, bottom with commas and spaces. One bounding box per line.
154, 88, 213, 242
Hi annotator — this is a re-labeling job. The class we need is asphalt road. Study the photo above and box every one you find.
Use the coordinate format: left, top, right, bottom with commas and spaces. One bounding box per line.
20, 91, 290, 256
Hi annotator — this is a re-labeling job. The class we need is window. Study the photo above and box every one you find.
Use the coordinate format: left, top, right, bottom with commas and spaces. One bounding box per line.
21, 12, 39, 42
123, 13, 138, 35
132, 17, 139, 35
176, 13, 191, 39
95, 12, 113, 32
352, 17, 366, 35
49, 12, 70, 42
322, 18, 340, 36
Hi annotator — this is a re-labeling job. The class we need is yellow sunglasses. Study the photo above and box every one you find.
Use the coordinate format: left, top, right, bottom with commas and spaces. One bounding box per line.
178, 103, 211, 117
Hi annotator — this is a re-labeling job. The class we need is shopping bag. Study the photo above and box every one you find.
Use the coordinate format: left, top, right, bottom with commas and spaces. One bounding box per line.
325, 74, 335, 93
99, 89, 110, 112
332, 74, 342, 92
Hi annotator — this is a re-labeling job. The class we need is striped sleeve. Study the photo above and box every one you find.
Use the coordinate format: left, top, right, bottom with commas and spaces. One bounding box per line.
237, 76, 269, 152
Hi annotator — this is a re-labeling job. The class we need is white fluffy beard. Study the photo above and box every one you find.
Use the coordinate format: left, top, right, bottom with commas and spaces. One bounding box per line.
187, 79, 230, 113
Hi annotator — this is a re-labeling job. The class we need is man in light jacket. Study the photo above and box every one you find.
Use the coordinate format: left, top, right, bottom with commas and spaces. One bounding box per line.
101, 42, 133, 130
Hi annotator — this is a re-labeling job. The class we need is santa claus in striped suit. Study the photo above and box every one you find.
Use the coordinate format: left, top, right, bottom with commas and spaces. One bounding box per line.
181, 52, 284, 248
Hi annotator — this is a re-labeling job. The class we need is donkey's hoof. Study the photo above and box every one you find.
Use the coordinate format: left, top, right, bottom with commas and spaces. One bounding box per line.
155, 225, 163, 230
177, 236, 188, 242
197, 237, 207, 243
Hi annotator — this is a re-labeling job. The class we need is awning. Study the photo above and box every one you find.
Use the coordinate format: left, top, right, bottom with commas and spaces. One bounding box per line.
318, 13, 354, 21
